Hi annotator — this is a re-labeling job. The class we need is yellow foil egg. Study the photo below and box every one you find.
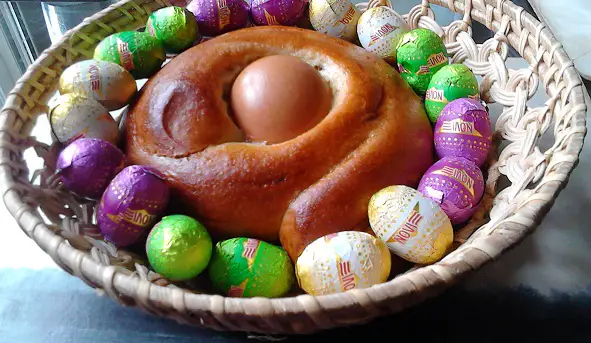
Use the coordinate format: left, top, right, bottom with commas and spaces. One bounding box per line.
49, 93, 120, 145
356, 6, 409, 63
309, 0, 361, 42
368, 185, 453, 264
59, 59, 137, 111
296, 231, 391, 296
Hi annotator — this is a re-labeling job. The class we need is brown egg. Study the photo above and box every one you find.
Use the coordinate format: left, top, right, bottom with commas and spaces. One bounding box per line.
230, 55, 332, 144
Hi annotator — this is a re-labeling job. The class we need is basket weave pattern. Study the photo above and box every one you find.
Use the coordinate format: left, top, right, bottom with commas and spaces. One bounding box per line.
0, 0, 587, 334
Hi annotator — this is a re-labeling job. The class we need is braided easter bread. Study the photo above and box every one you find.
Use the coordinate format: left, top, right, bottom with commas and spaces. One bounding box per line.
124, 25, 434, 261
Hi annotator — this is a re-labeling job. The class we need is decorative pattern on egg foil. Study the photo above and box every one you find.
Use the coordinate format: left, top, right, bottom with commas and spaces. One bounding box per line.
418, 157, 484, 225
309, 0, 361, 41
434, 98, 492, 166
96, 165, 170, 247
357, 6, 409, 63
250, 0, 307, 26
368, 186, 453, 264
49, 94, 120, 145
296, 231, 391, 295
186, 0, 249, 36
208, 237, 294, 298
58, 60, 137, 111
396, 28, 449, 95
424, 64, 480, 123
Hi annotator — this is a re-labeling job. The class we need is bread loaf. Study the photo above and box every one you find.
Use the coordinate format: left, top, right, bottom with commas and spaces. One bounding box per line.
124, 26, 434, 261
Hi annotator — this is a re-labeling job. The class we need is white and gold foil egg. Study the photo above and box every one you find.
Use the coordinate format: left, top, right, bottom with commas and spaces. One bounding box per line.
59, 59, 137, 111
49, 93, 119, 145
368, 185, 453, 264
296, 231, 391, 296
356, 6, 409, 63
309, 0, 361, 42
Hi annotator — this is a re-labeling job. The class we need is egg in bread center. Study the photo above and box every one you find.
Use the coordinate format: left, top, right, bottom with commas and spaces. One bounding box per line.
230, 55, 333, 144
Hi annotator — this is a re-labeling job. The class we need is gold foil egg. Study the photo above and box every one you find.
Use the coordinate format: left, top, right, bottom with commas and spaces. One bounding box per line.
49, 93, 120, 145
59, 59, 137, 111
356, 6, 409, 63
309, 0, 361, 42
368, 185, 453, 264
295, 231, 391, 296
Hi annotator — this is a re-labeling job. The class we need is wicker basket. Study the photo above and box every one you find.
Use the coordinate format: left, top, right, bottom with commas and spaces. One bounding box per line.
0, 0, 587, 335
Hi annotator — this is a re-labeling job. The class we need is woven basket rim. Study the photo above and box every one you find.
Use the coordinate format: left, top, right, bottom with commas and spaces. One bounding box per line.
0, 0, 587, 334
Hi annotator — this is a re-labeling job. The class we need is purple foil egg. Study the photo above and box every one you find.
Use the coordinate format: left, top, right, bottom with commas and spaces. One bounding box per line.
250, 0, 307, 26
418, 156, 484, 225
434, 98, 492, 167
97, 165, 170, 247
187, 0, 249, 36
56, 138, 126, 199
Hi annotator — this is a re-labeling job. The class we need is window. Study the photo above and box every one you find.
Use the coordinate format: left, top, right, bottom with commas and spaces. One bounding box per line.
0, 1, 116, 106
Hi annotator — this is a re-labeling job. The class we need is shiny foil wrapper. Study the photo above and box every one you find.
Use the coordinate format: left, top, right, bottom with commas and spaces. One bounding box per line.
97, 165, 170, 247
396, 28, 448, 96
424, 63, 479, 123
49, 93, 119, 145
59, 59, 137, 111
295, 231, 391, 296
250, 0, 307, 26
208, 238, 295, 298
56, 138, 126, 199
368, 185, 453, 264
187, 0, 249, 37
357, 6, 409, 63
418, 156, 484, 225
309, 0, 360, 42
147, 6, 200, 53
146, 214, 212, 281
94, 31, 166, 80
434, 98, 492, 167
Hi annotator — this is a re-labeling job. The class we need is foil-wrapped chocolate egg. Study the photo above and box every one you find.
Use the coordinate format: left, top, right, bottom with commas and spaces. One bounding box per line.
97, 165, 170, 247
146, 214, 212, 281
250, 0, 307, 26
59, 59, 137, 111
208, 238, 295, 298
49, 93, 119, 145
357, 6, 409, 63
434, 98, 492, 167
424, 64, 479, 123
187, 0, 249, 36
368, 185, 453, 264
295, 231, 391, 296
94, 31, 166, 79
418, 156, 484, 225
56, 138, 126, 199
396, 28, 449, 96
308, 0, 360, 42
147, 6, 200, 53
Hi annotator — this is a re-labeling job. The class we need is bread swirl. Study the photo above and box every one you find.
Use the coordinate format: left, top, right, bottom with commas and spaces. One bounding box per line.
124, 26, 434, 261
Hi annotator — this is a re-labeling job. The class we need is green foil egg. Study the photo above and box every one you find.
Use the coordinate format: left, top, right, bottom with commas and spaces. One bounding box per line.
396, 28, 448, 96
146, 214, 213, 281
146, 6, 200, 54
208, 238, 295, 298
424, 64, 479, 123
93, 31, 166, 79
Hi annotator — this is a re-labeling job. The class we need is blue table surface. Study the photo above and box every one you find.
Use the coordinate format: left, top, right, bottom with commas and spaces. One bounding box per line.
1, 268, 591, 343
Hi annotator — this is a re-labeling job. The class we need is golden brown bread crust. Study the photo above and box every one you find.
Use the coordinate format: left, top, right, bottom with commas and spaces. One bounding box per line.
124, 26, 434, 261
